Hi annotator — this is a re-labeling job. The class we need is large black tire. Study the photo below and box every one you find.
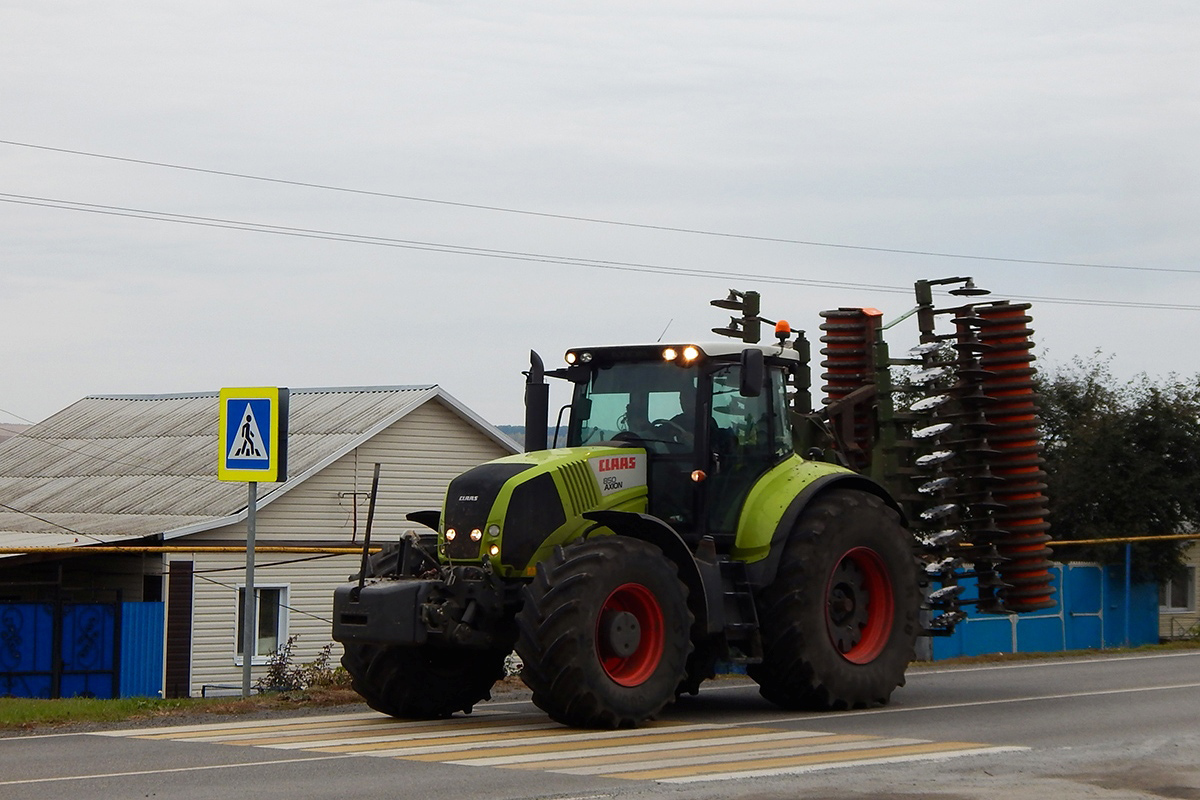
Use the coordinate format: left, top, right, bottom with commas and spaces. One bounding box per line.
748, 489, 920, 710
341, 539, 507, 719
516, 536, 692, 729
341, 642, 508, 719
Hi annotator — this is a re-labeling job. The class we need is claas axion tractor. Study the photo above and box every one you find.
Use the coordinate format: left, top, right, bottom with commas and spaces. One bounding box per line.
332, 277, 1055, 729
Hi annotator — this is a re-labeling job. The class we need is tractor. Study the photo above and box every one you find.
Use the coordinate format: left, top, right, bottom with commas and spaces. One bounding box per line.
332, 277, 1054, 728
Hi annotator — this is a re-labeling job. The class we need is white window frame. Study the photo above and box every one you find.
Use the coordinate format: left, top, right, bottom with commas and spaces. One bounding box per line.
1159, 567, 1196, 613
234, 584, 290, 666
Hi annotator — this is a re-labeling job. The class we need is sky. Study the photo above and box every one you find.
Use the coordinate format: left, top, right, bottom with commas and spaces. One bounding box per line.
3, 2, 1198, 428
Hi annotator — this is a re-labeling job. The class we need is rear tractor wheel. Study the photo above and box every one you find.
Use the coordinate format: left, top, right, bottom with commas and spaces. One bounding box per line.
749, 489, 920, 710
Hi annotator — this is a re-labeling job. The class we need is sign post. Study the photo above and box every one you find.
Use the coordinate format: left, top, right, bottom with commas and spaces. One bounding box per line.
218, 387, 289, 697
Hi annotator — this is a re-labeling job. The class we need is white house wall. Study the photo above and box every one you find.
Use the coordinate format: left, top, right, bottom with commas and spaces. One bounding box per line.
184, 399, 513, 695
1160, 541, 1200, 640
188, 551, 361, 694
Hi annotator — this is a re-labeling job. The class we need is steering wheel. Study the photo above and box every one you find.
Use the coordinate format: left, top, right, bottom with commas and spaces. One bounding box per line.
611, 430, 649, 445
651, 417, 692, 445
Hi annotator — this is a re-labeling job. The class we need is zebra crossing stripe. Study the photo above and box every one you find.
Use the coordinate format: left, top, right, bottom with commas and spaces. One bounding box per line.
303, 722, 730, 756
223, 720, 557, 748
446, 730, 846, 767
610, 741, 1026, 782
472, 733, 885, 771
96, 711, 390, 738
655, 746, 1029, 783
403, 725, 784, 762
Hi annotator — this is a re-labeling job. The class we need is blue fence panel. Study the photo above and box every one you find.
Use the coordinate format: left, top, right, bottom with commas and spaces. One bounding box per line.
120, 602, 164, 698
1064, 564, 1103, 650
0, 604, 54, 698
1066, 564, 1103, 613
1016, 613, 1067, 651
1101, 566, 1158, 647
1064, 613, 1104, 650
930, 563, 1158, 659
60, 604, 118, 699
960, 613, 1014, 655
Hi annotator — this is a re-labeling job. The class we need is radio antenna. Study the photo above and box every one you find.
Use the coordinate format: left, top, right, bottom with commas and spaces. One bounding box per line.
656, 319, 674, 342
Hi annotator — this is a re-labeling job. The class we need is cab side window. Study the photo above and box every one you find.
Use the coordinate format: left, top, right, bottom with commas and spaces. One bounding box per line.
706, 364, 777, 536
710, 366, 770, 456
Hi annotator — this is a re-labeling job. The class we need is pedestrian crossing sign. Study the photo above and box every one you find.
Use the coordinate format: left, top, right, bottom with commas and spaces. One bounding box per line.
218, 387, 289, 482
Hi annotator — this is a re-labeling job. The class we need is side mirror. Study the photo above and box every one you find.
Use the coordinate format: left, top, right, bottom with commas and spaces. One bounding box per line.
740, 348, 764, 397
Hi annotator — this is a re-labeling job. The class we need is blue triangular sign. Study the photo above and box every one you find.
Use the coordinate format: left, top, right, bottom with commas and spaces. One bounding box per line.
228, 403, 268, 462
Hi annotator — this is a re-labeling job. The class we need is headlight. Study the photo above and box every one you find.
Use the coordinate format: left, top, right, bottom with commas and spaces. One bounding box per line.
470, 529, 483, 542
662, 347, 678, 361
445, 528, 457, 541
682, 345, 700, 362
488, 544, 500, 557
487, 524, 501, 537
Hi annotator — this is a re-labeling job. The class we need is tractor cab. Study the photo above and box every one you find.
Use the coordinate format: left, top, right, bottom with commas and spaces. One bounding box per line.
557, 342, 799, 544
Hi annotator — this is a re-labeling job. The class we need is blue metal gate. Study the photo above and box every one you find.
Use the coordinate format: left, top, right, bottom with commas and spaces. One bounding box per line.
0, 602, 125, 698
0, 603, 55, 698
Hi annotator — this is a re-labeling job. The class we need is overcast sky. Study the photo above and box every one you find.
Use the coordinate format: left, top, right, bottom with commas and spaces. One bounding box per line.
3, 2, 1198, 428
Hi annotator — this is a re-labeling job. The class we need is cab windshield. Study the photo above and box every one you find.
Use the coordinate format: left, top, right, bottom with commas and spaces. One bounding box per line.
567, 361, 698, 453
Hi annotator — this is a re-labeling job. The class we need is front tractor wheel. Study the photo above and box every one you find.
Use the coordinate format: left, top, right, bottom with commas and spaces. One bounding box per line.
340, 643, 508, 719
748, 489, 920, 711
340, 541, 508, 719
516, 536, 692, 729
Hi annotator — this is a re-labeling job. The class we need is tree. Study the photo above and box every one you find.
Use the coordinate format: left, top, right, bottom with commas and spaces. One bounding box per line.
1038, 354, 1200, 581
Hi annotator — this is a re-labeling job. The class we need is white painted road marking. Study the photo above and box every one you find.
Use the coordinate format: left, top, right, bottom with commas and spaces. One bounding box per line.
103, 710, 1026, 784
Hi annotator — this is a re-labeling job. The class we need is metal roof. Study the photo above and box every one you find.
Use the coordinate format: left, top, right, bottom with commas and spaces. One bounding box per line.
0, 385, 518, 556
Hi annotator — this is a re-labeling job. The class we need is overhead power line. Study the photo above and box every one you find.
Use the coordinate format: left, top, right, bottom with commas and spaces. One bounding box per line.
0, 502, 106, 543
3, 192, 1199, 312
0, 138, 1186, 276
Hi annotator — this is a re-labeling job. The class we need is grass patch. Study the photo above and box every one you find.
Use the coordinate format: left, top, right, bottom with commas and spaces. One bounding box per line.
0, 687, 363, 732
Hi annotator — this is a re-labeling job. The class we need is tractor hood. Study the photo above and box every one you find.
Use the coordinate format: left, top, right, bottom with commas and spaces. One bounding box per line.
438, 445, 650, 576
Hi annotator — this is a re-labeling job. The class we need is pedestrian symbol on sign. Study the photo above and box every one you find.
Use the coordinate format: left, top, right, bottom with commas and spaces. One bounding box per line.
230, 405, 265, 459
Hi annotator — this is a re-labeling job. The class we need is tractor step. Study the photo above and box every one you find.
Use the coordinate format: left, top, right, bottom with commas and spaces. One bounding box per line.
720, 560, 763, 659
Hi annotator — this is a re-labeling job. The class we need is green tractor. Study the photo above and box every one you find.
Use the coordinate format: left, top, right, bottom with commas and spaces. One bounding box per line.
332, 278, 1054, 728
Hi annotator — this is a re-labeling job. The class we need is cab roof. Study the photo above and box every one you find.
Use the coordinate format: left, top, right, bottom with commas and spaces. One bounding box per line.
565, 341, 802, 362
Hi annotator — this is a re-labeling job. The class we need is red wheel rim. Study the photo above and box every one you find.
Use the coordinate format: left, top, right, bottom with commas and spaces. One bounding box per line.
596, 582, 665, 686
825, 547, 894, 664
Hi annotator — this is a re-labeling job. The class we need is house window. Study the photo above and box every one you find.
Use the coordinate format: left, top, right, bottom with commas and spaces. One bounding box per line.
1159, 568, 1196, 612
235, 586, 288, 663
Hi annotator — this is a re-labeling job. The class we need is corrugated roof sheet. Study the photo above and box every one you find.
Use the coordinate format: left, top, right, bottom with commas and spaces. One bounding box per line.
0, 385, 514, 556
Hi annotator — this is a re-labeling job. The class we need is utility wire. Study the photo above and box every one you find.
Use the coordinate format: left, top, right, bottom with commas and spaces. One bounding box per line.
0, 138, 1186, 275
0, 502, 106, 543
0, 407, 34, 425
4, 193, 1199, 312
192, 553, 348, 574
193, 572, 334, 625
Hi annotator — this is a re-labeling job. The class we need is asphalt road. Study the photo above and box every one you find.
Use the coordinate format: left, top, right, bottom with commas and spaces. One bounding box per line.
2, 650, 1198, 800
